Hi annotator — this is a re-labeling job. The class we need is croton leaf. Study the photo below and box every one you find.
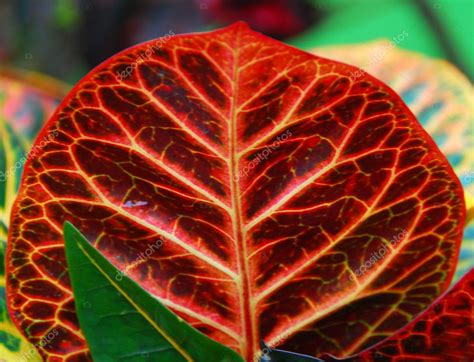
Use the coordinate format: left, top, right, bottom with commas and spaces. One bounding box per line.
64, 221, 243, 362
314, 41, 474, 281
0, 68, 67, 361
6, 23, 465, 361
337, 267, 474, 361
267, 268, 474, 361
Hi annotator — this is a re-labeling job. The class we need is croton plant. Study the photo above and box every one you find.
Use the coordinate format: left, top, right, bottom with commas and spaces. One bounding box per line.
1, 23, 473, 361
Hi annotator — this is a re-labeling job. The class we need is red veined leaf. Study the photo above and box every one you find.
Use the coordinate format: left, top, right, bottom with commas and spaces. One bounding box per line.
6, 23, 465, 361
319, 267, 474, 361
313, 41, 474, 282
266, 267, 474, 360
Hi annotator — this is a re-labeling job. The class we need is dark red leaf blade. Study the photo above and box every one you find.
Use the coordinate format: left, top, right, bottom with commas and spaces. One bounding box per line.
319, 268, 474, 361
265, 268, 474, 361
6, 22, 465, 361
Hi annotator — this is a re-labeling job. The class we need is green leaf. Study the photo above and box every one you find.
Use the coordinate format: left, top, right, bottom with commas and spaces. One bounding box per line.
64, 221, 244, 362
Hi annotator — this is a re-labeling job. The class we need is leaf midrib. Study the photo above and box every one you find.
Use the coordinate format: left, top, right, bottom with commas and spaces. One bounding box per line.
227, 24, 256, 360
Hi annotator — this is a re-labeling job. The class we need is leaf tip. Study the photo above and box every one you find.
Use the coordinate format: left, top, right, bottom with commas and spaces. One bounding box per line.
225, 20, 251, 33
63, 221, 78, 239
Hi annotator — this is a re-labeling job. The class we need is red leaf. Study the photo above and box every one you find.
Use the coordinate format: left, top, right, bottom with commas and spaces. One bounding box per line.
323, 268, 474, 361
6, 23, 465, 361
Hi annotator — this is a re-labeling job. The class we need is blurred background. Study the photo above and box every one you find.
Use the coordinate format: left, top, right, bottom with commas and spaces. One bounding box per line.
0, 0, 472, 83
